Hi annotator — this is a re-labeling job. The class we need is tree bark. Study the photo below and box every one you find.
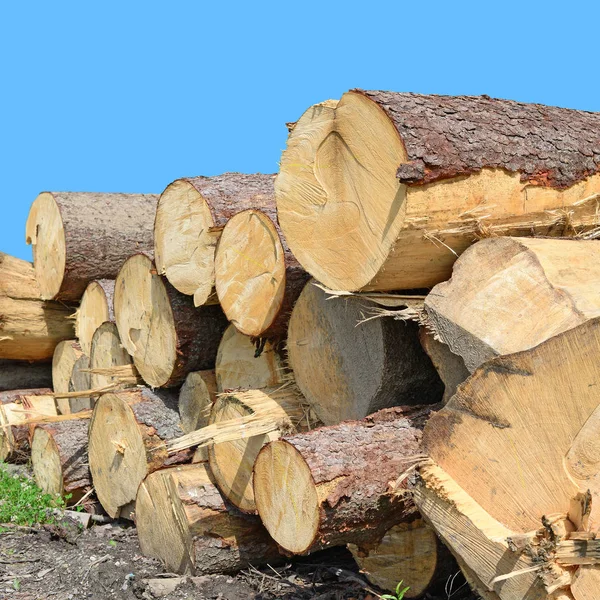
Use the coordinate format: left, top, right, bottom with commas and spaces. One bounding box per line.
136, 463, 281, 575
287, 282, 443, 425
424, 237, 600, 373
208, 385, 317, 513
214, 208, 309, 339
0, 388, 56, 462
0, 360, 52, 391
0, 252, 75, 361
75, 279, 115, 355
276, 91, 600, 292
26, 191, 158, 300
114, 254, 227, 387
215, 324, 285, 392
88, 388, 192, 518
52, 340, 84, 414
253, 405, 436, 555
31, 419, 91, 500
154, 173, 276, 307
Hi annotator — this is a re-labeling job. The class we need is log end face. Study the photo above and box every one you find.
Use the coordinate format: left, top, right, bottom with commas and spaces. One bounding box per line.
253, 440, 319, 554
25, 192, 66, 300
76, 281, 112, 355
31, 427, 64, 497
276, 92, 408, 291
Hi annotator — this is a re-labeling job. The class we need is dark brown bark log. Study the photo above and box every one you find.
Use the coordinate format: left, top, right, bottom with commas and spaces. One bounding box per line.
357, 90, 600, 189
0, 361, 52, 391
253, 405, 437, 555
26, 192, 158, 300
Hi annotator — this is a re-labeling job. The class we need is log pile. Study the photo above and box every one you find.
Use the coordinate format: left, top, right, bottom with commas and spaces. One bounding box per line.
3, 90, 600, 599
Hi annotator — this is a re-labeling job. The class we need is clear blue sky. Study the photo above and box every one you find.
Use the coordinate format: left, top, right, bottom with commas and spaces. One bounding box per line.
2, 1, 599, 261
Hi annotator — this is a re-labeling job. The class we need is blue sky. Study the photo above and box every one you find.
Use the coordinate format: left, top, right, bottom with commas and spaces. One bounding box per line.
1, 1, 599, 260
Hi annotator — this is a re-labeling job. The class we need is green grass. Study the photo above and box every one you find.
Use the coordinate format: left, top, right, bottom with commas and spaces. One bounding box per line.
381, 580, 410, 600
0, 464, 66, 526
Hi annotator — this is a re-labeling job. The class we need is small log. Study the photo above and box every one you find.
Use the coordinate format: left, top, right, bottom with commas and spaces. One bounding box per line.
154, 173, 276, 306
31, 419, 91, 501
287, 282, 443, 424
425, 237, 600, 372
52, 341, 84, 414
89, 321, 140, 390
215, 209, 309, 339
114, 254, 227, 387
0, 389, 56, 462
179, 370, 217, 434
67, 355, 92, 413
276, 92, 600, 292
418, 329, 469, 403
215, 324, 284, 392
75, 279, 115, 355
0, 360, 52, 391
347, 519, 460, 599
208, 386, 317, 513
0, 252, 74, 360
253, 405, 435, 554
25, 191, 158, 300
88, 388, 191, 517
136, 463, 281, 574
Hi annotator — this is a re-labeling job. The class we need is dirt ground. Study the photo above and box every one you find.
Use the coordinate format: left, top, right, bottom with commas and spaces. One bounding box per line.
0, 516, 479, 600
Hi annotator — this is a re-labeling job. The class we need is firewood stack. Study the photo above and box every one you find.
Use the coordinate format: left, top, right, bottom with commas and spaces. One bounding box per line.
2, 90, 600, 599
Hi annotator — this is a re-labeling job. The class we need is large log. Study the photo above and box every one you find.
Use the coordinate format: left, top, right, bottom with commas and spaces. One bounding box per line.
114, 254, 227, 387
276, 92, 600, 292
25, 191, 158, 300
88, 388, 192, 517
287, 282, 443, 425
208, 386, 317, 513
214, 208, 309, 339
415, 319, 600, 600
52, 340, 84, 414
0, 360, 52, 391
253, 405, 434, 554
0, 252, 74, 360
0, 389, 56, 462
425, 237, 600, 372
215, 324, 285, 392
31, 419, 90, 501
89, 321, 140, 390
154, 173, 276, 307
136, 463, 281, 574
75, 279, 115, 355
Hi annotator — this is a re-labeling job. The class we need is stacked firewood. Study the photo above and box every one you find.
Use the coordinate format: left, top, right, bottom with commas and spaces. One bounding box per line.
3, 90, 600, 599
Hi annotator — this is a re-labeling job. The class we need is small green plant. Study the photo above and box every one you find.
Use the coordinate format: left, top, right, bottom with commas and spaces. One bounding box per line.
108, 539, 118, 548
381, 580, 410, 600
0, 464, 66, 526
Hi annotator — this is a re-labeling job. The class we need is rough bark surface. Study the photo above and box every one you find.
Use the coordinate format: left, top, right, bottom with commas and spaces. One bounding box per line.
29, 192, 158, 300
358, 90, 600, 188
0, 360, 52, 391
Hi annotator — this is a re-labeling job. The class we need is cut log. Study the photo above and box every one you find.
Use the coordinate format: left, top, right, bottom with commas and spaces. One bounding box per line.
418, 329, 469, 403
25, 191, 158, 300
415, 319, 600, 599
67, 355, 92, 413
276, 92, 600, 292
88, 388, 191, 517
31, 419, 90, 500
214, 209, 309, 339
154, 173, 276, 306
287, 282, 443, 424
0, 252, 74, 360
114, 254, 227, 387
425, 237, 600, 372
215, 324, 284, 392
0, 389, 56, 462
135, 463, 281, 574
253, 405, 434, 554
89, 321, 140, 390
0, 360, 52, 391
208, 386, 317, 513
347, 519, 460, 599
75, 279, 115, 355
52, 341, 84, 414
179, 370, 217, 434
